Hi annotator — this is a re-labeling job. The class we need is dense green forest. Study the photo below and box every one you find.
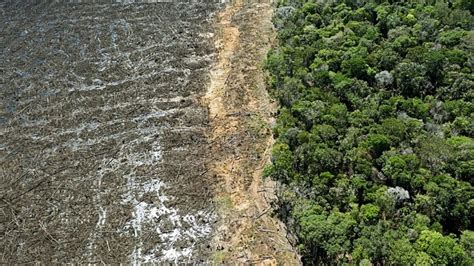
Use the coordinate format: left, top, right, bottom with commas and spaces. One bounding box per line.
265, 0, 473, 264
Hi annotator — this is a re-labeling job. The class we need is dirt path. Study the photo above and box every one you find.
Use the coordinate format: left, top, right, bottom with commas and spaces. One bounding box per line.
204, 1, 300, 264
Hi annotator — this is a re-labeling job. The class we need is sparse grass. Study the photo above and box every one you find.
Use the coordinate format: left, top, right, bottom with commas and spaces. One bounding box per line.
214, 195, 233, 212
247, 113, 269, 138
212, 250, 229, 264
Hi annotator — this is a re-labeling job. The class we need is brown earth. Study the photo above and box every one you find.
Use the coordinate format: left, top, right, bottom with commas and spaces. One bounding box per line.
1, 1, 300, 264
1, 2, 220, 263
204, 1, 300, 264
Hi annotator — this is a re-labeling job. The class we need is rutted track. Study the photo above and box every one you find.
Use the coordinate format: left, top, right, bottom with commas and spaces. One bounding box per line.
1, 2, 220, 263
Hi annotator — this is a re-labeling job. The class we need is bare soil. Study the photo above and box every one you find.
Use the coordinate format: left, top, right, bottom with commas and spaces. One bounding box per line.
1, 1, 300, 264
205, 1, 300, 264
1, 1, 220, 263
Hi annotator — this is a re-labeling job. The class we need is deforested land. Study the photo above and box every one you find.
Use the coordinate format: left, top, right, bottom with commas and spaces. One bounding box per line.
0, 0, 297, 264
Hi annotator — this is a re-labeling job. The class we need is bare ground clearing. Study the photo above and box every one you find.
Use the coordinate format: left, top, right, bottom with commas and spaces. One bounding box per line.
1, 1, 300, 264
1, 2, 220, 263
205, 1, 300, 264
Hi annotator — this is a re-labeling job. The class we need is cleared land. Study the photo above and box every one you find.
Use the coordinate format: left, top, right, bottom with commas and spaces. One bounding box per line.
205, 1, 299, 264
0, 1, 299, 264
1, 2, 219, 263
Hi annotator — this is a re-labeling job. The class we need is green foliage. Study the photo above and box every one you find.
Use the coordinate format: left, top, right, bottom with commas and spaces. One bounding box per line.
393, 62, 430, 97
267, 0, 473, 264
460, 230, 474, 260
299, 209, 356, 261
439, 29, 468, 46
416, 230, 469, 265
365, 134, 391, 158
341, 55, 369, 80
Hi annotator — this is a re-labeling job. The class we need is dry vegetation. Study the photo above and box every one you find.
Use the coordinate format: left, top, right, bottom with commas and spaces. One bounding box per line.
1, 1, 220, 263
205, 1, 300, 264
0, 0, 299, 264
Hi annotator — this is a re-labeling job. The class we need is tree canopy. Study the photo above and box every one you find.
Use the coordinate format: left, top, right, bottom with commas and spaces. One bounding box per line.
265, 0, 473, 264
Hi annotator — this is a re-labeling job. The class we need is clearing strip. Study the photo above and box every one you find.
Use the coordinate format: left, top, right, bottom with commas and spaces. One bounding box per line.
204, 1, 300, 264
